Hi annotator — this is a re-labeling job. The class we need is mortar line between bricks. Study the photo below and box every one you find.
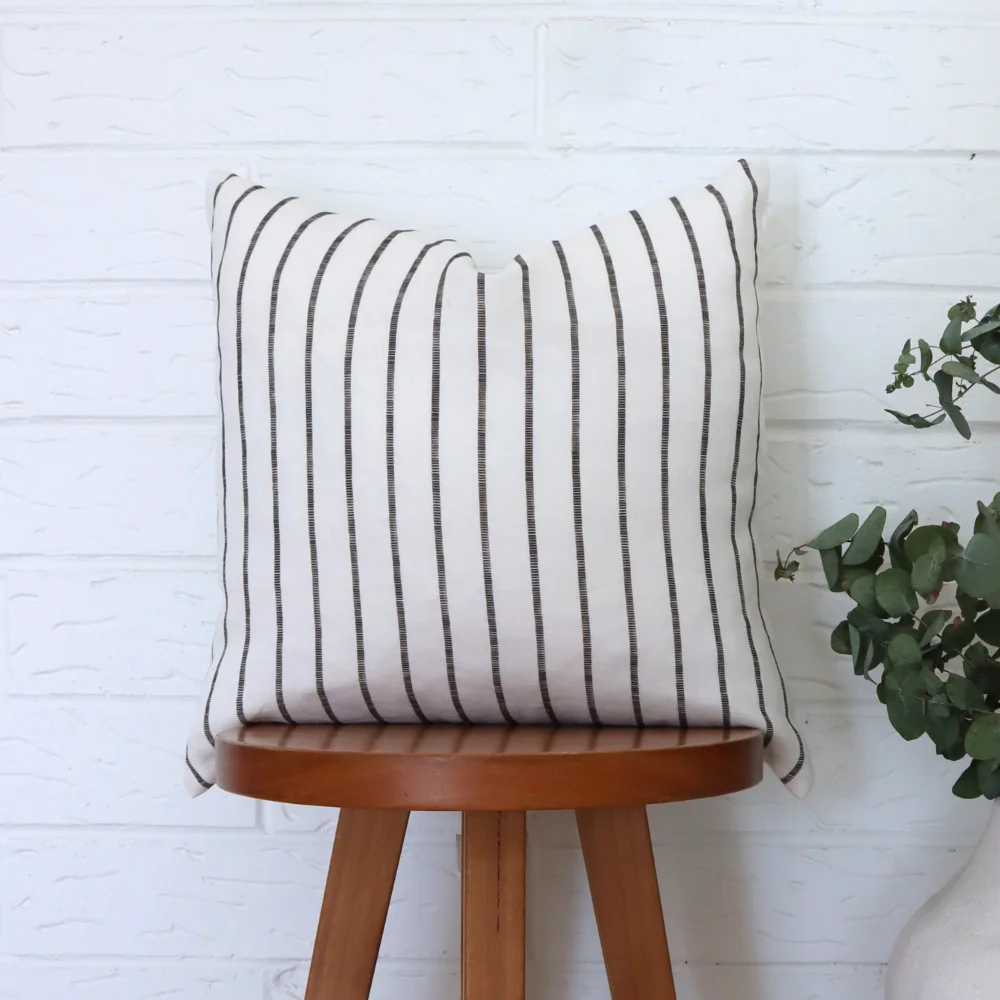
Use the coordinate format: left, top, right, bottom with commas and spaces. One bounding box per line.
0, 956, 887, 969
0, 414, 216, 428
0, 828, 981, 850
0, 144, 997, 162
0, 7, 998, 28
0, 553, 216, 565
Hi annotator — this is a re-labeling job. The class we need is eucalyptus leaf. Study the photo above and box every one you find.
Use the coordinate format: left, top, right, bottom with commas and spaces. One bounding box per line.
941, 319, 964, 355
956, 533, 1000, 600
971, 329, 1000, 364
918, 339, 933, 375
927, 712, 961, 755
978, 760, 1000, 800
805, 515, 859, 551
942, 360, 981, 383
967, 318, 1000, 339
849, 573, 879, 614
949, 298, 977, 323
887, 633, 922, 671
920, 663, 945, 694
975, 501, 1000, 547
842, 566, 875, 592
886, 690, 926, 741
905, 525, 961, 564
966, 714, 1000, 760
849, 624, 874, 678
953, 760, 983, 799
911, 536, 947, 599
946, 673, 985, 711
889, 510, 919, 571
935, 368, 955, 405
975, 609, 1000, 647
886, 409, 947, 430
919, 609, 953, 646
843, 506, 887, 566
830, 621, 851, 656
847, 604, 892, 640
945, 403, 972, 440
875, 568, 919, 617
940, 614, 977, 653
820, 546, 843, 592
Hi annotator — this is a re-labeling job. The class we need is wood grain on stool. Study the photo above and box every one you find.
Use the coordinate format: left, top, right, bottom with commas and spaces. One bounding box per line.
461, 811, 526, 1000
304, 808, 409, 1000
577, 806, 677, 1000
217, 725, 763, 810
215, 725, 764, 1000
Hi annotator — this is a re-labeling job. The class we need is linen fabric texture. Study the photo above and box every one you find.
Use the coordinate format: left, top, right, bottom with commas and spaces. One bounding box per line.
186, 160, 810, 796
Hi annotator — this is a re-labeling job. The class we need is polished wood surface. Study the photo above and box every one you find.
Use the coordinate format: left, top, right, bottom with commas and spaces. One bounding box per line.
303, 808, 409, 1000
577, 806, 677, 1000
216, 725, 763, 810
461, 811, 526, 1000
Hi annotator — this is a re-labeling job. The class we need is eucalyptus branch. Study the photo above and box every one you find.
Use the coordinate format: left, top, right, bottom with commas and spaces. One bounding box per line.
773, 298, 1000, 798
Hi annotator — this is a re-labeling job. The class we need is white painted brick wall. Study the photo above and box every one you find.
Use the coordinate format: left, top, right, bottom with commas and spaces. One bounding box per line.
0, 3, 993, 998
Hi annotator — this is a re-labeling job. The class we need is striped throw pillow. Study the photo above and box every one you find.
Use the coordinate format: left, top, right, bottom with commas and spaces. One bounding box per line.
186, 160, 810, 796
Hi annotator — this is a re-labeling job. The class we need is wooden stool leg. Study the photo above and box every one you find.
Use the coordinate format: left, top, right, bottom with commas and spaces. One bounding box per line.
304, 808, 409, 1000
576, 805, 677, 1000
461, 810, 526, 1000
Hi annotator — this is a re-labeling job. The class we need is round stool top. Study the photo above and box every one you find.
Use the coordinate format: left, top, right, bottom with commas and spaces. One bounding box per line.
217, 725, 763, 810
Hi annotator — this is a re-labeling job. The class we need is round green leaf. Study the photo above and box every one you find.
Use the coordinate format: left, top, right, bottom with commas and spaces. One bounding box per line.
975, 609, 1000, 647
849, 573, 879, 614
887, 633, 922, 671
941, 319, 964, 355
842, 566, 875, 592
820, 546, 843, 593
905, 525, 960, 564
978, 760, 1000, 800
886, 690, 926, 741
843, 506, 887, 566
830, 621, 851, 655
965, 713, 1000, 760
956, 533, 1000, 600
953, 761, 983, 799
805, 514, 860, 551
875, 568, 919, 618
941, 614, 977, 653
911, 541, 946, 599
945, 673, 985, 711
927, 712, 961, 755
919, 609, 953, 646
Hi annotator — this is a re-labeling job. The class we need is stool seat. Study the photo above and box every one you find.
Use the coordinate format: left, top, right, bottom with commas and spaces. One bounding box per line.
215, 724, 764, 1000
217, 724, 763, 810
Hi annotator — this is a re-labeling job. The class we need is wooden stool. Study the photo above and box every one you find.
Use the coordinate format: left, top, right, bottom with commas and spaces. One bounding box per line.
217, 725, 763, 1000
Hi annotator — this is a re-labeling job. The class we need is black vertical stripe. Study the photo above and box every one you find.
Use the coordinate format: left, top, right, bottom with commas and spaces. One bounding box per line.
386, 240, 451, 724
477, 273, 515, 724
432, 253, 474, 724
629, 209, 686, 728
707, 183, 773, 744
515, 255, 557, 724
235, 195, 297, 726
670, 195, 729, 727
186, 749, 212, 790
305, 218, 371, 723
345, 230, 407, 725
738, 159, 807, 781
201, 172, 240, 750
553, 240, 598, 725
269, 211, 333, 725
591, 225, 642, 726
